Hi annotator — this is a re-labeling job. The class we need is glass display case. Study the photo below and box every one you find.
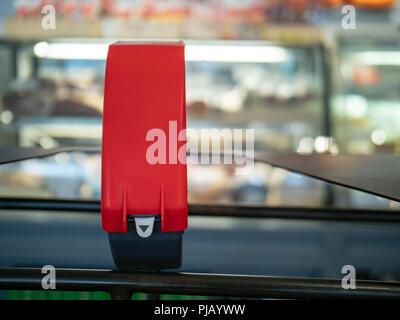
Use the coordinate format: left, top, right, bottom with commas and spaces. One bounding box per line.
334, 35, 400, 155
0, 38, 391, 209
0, 39, 326, 149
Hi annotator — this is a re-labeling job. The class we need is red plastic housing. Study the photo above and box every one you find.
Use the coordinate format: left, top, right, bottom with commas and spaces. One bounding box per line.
101, 41, 188, 233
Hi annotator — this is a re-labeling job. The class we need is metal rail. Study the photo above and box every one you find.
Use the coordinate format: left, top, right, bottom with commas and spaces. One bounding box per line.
1, 197, 400, 223
0, 268, 399, 300
1, 199, 400, 299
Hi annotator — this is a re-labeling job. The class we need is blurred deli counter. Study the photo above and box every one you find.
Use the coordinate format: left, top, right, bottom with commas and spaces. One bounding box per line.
0, 36, 396, 210
334, 32, 400, 156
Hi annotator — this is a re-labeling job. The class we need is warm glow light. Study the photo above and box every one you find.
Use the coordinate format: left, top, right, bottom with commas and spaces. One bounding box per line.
345, 95, 368, 119
34, 42, 109, 60
351, 51, 400, 66
314, 136, 338, 154
185, 45, 289, 63
371, 129, 386, 146
33, 42, 290, 63
33, 41, 49, 58
0, 110, 13, 125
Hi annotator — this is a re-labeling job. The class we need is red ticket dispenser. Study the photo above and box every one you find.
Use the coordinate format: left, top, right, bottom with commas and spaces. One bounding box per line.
101, 41, 187, 270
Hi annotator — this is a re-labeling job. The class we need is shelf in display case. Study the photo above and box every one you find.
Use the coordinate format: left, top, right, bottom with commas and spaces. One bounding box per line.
5, 17, 323, 45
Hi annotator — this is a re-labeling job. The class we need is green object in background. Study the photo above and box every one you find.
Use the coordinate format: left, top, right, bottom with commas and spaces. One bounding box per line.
6, 290, 110, 300
4, 290, 210, 300
132, 292, 148, 300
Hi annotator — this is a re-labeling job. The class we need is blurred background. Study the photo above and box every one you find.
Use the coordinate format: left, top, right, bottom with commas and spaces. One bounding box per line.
0, 0, 399, 209
1, 1, 400, 299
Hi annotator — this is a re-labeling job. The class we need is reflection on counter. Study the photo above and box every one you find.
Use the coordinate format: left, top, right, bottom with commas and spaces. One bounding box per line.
0, 41, 324, 154
0, 152, 394, 211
